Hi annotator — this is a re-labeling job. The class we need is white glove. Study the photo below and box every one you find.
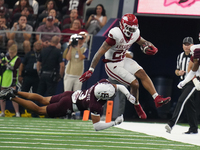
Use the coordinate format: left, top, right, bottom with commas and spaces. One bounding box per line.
193, 78, 200, 91
127, 94, 136, 104
114, 114, 124, 125
177, 81, 185, 89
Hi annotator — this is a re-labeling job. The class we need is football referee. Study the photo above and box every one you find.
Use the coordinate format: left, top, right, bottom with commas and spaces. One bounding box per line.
166, 37, 199, 134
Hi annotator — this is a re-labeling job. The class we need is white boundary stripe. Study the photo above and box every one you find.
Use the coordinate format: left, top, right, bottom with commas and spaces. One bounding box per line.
116, 122, 200, 146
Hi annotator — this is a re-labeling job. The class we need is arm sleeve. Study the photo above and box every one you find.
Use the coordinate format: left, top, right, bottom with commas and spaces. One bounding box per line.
182, 70, 196, 85
93, 121, 115, 131
116, 84, 130, 98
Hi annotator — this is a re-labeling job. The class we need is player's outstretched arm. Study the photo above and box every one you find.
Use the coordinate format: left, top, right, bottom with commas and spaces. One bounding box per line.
79, 41, 112, 82
91, 113, 123, 131
115, 84, 136, 104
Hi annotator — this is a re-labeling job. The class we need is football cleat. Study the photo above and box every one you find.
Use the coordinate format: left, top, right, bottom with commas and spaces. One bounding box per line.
154, 95, 171, 108
0, 113, 5, 117
165, 124, 172, 133
0, 87, 16, 100
134, 104, 147, 119
183, 130, 198, 134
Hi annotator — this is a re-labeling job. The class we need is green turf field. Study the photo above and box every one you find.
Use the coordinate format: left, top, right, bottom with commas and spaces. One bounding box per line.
0, 117, 199, 150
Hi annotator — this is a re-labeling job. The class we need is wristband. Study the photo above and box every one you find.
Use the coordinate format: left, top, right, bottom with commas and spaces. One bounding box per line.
89, 67, 94, 72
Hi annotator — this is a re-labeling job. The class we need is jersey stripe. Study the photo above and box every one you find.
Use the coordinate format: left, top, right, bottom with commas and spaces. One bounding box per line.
176, 52, 191, 80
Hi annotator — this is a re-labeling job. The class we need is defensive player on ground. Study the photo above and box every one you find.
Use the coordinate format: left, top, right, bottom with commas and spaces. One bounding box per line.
79, 13, 171, 119
0, 79, 136, 131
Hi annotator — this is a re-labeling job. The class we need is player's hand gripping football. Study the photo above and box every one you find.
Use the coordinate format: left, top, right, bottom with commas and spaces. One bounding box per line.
114, 114, 124, 125
140, 42, 158, 55
79, 70, 93, 82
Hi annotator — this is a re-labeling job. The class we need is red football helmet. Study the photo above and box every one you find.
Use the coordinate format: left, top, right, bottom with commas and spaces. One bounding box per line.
120, 14, 138, 37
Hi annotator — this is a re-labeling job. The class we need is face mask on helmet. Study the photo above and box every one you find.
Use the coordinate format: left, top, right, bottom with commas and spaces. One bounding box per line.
94, 83, 116, 100
120, 14, 138, 37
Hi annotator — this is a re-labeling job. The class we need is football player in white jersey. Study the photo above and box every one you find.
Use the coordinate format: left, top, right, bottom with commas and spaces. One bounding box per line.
80, 13, 171, 119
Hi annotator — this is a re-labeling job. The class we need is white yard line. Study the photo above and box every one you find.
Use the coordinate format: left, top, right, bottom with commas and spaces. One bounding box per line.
116, 122, 200, 146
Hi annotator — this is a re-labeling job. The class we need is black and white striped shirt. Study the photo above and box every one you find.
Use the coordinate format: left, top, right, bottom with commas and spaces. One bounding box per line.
176, 52, 191, 80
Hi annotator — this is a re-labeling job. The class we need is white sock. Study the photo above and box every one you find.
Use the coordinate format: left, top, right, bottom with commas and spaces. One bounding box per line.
152, 93, 159, 99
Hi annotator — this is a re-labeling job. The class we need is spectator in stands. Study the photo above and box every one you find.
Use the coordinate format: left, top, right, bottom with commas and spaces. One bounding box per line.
12, 0, 33, 19
0, 3, 9, 16
36, 15, 61, 48
21, 6, 34, 22
42, 0, 58, 15
0, 0, 6, 7
61, 9, 84, 29
0, 44, 21, 117
0, 6, 11, 25
63, 0, 93, 17
42, 9, 60, 25
0, 17, 9, 52
62, 19, 87, 51
85, 4, 107, 35
9, 15, 32, 55
15, 0, 38, 15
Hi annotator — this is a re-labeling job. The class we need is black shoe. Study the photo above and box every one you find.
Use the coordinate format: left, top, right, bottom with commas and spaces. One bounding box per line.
0, 87, 16, 100
184, 130, 198, 134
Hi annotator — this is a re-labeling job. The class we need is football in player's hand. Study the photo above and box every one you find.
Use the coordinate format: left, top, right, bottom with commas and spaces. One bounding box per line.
140, 42, 151, 54
140, 42, 158, 55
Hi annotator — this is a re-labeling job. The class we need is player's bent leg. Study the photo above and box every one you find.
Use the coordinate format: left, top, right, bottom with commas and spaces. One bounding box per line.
130, 80, 147, 119
134, 69, 171, 108
134, 69, 157, 95
11, 97, 48, 115
130, 79, 139, 102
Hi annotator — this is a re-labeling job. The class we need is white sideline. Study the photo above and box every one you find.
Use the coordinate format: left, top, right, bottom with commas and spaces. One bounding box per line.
116, 122, 200, 146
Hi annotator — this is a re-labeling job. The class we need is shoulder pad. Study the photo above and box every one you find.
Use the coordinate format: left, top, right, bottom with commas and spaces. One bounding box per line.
108, 27, 121, 42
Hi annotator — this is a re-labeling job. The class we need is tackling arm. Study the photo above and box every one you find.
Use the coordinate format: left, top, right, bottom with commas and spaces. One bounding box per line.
115, 84, 136, 104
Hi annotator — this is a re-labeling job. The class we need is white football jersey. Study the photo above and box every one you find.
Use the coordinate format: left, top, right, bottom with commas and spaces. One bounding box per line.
105, 27, 140, 62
